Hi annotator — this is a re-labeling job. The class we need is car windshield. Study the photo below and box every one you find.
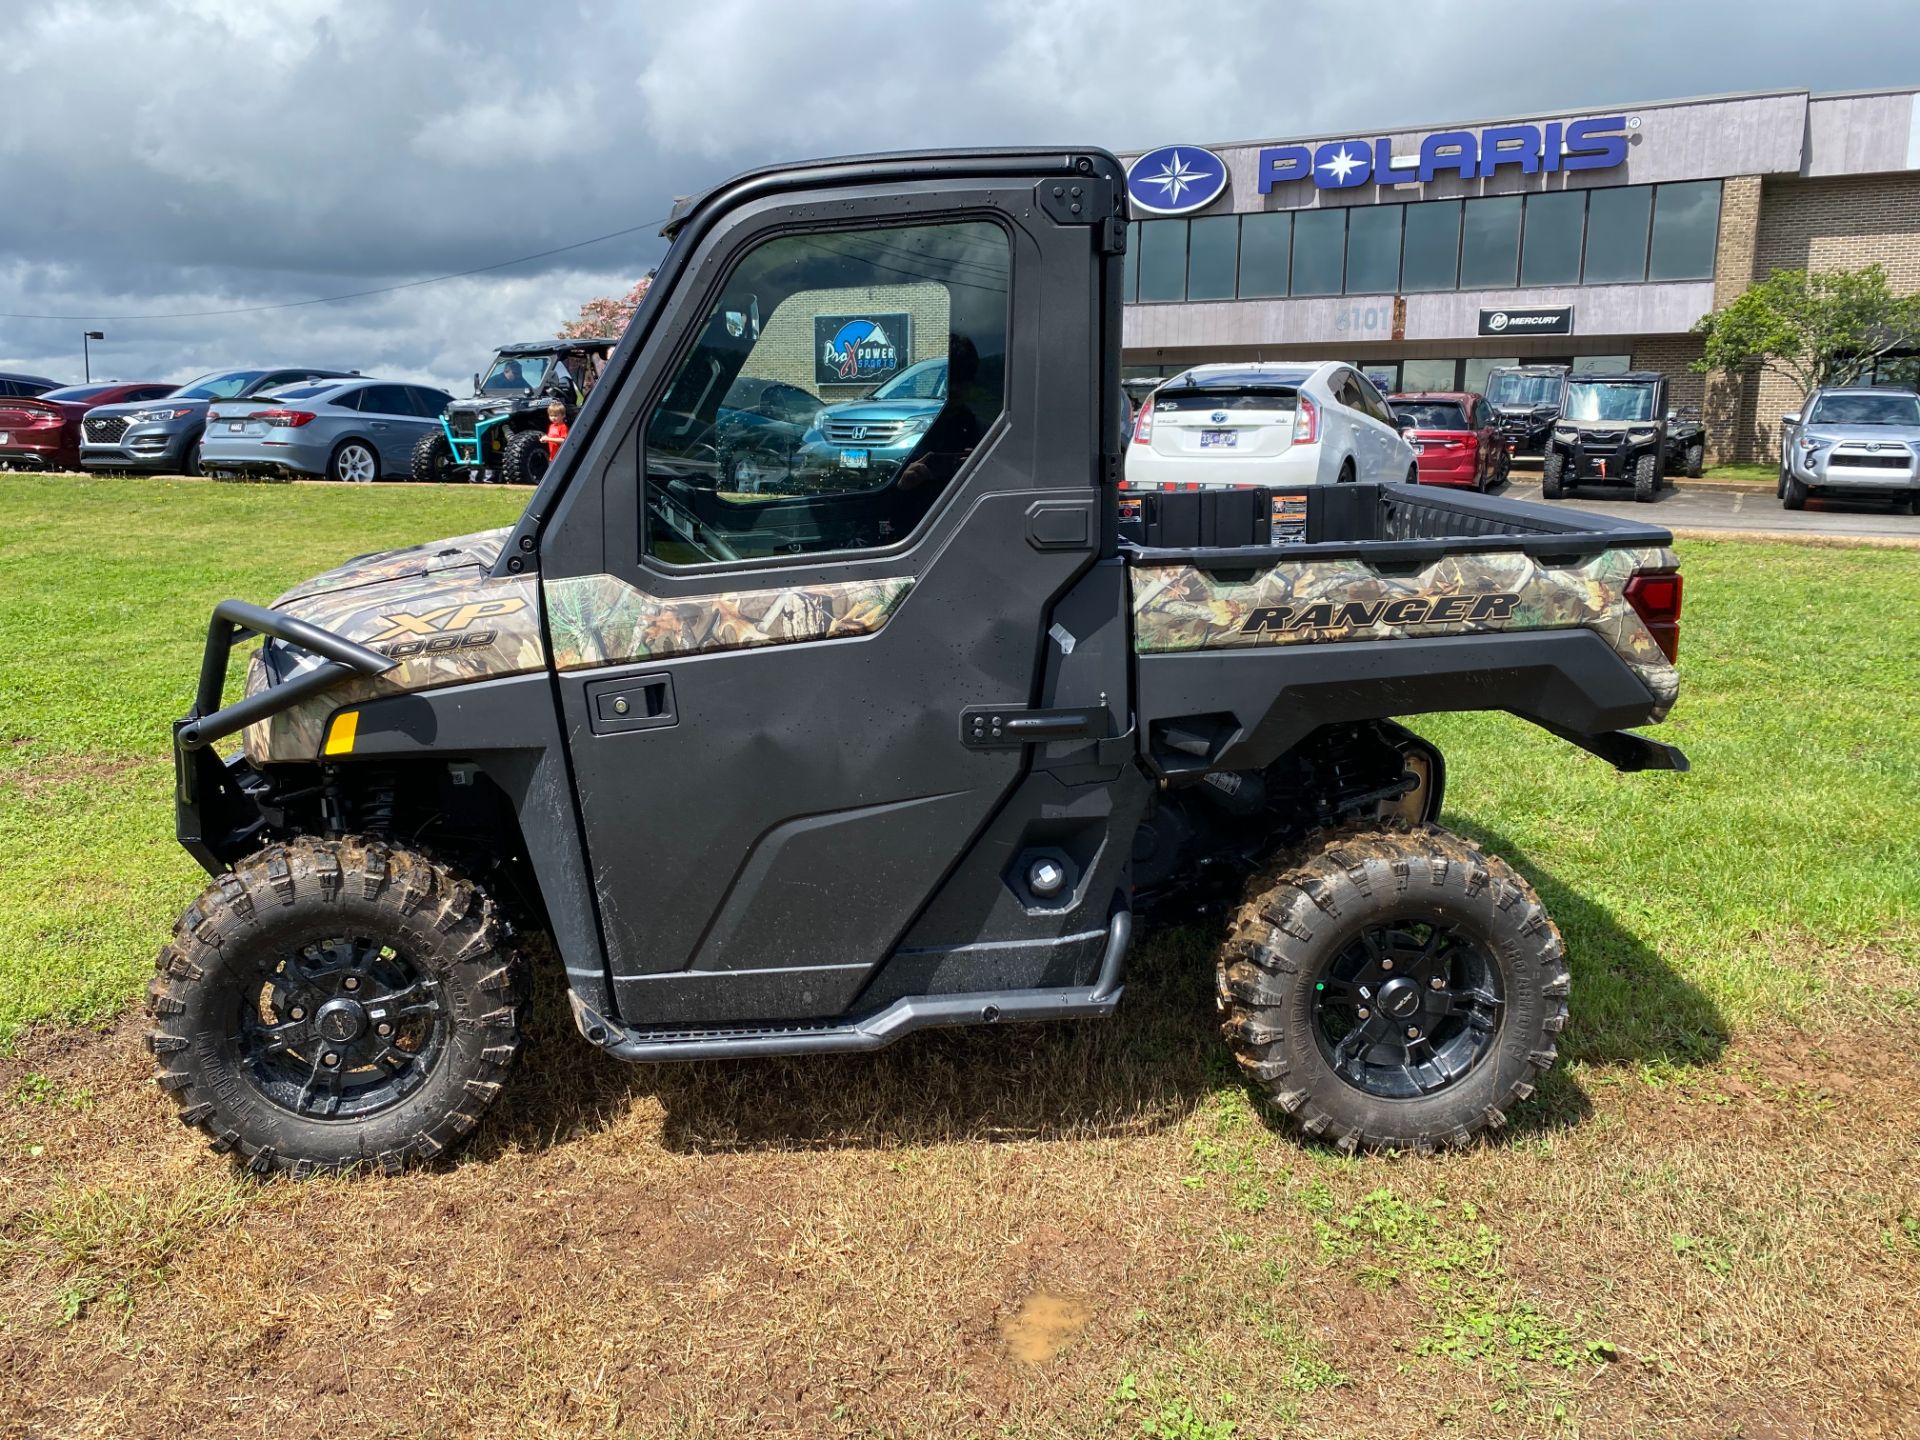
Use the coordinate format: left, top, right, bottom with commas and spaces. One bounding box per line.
1808, 392, 1920, 426
870, 359, 946, 401
265, 383, 343, 401
1485, 371, 1562, 407
1391, 401, 1468, 430
1563, 381, 1656, 422
480, 355, 550, 393
169, 371, 267, 401
38, 385, 118, 402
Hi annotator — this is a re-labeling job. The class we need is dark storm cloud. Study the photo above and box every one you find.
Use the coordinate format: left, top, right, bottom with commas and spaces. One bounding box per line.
3, 0, 1918, 388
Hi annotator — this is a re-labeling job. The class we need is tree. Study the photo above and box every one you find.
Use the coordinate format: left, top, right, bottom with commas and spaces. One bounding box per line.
558, 273, 653, 339
1692, 264, 1920, 394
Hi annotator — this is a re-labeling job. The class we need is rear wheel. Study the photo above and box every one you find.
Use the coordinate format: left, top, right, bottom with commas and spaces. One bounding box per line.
1217, 823, 1567, 1153
1405, 463, 1419, 487
329, 439, 379, 484
1783, 472, 1808, 510
498, 429, 550, 487
1633, 452, 1658, 502
182, 438, 204, 478
1540, 446, 1565, 499
410, 429, 455, 484
1683, 441, 1704, 479
146, 839, 526, 1177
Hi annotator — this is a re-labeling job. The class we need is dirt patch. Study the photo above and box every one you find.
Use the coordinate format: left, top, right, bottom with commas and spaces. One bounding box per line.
2, 752, 154, 800
999, 1293, 1091, 1364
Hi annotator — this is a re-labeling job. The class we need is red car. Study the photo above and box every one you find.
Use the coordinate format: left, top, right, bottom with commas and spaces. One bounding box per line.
0, 382, 177, 472
1387, 390, 1508, 490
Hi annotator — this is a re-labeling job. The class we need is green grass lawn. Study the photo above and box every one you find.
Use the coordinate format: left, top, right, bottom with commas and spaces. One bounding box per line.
1702, 461, 1778, 485
0, 474, 1915, 1052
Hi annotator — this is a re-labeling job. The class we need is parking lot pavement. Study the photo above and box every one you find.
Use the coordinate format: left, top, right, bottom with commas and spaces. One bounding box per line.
1495, 476, 1920, 543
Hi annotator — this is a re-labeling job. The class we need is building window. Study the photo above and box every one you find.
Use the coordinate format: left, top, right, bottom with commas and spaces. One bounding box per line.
1291, 209, 1345, 296
1401, 200, 1461, 292
1123, 221, 1139, 302
1363, 362, 1401, 394
1238, 211, 1291, 298
1345, 205, 1402, 294
1462, 357, 1518, 395
1572, 354, 1632, 374
1520, 191, 1585, 287
1582, 187, 1653, 284
1459, 196, 1521, 289
1400, 358, 1457, 391
1649, 180, 1721, 281
1186, 215, 1239, 301
1137, 219, 1188, 302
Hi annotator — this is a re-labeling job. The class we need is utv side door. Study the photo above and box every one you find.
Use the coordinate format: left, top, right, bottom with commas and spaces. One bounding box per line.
532, 156, 1121, 1025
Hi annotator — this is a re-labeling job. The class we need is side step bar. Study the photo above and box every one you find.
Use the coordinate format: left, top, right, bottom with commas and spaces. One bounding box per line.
570, 910, 1133, 1063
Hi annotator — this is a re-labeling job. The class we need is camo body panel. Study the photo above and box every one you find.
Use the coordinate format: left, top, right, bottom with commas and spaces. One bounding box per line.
1130, 545, 1680, 717
544, 574, 913, 670
275, 527, 511, 605
242, 568, 544, 764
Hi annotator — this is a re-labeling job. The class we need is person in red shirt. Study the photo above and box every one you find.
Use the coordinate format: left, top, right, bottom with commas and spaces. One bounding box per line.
543, 401, 570, 462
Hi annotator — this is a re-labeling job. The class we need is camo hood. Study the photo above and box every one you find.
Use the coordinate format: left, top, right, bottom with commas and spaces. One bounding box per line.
274, 527, 511, 605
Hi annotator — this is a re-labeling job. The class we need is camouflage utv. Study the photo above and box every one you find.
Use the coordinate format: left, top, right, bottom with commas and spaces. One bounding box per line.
153, 148, 1689, 1176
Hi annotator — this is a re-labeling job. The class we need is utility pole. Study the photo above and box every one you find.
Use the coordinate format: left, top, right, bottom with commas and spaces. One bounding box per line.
83, 331, 104, 382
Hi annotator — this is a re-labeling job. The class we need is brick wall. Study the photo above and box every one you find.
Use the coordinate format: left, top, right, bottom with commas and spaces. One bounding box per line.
1718, 172, 1920, 461
749, 283, 951, 403
1631, 334, 1708, 414
1703, 176, 1764, 463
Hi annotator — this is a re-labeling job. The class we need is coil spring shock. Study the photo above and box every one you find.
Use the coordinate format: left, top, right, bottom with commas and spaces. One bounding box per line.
355, 772, 399, 837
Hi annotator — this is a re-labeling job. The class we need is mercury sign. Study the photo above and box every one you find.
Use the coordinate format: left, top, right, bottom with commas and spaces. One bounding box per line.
1258, 117, 1632, 192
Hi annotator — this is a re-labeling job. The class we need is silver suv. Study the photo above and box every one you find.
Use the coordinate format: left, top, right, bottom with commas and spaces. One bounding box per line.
1779, 387, 1920, 513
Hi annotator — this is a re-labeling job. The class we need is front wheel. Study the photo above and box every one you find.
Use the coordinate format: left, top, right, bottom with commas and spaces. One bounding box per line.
1217, 823, 1567, 1153
1405, 463, 1419, 487
1683, 442, 1704, 479
146, 839, 526, 1177
1540, 447, 1565, 499
411, 429, 455, 484
329, 439, 380, 484
1783, 471, 1808, 510
498, 429, 550, 487
1633, 452, 1658, 502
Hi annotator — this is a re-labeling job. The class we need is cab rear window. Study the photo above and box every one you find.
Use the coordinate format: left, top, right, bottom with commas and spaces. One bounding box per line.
1154, 388, 1298, 413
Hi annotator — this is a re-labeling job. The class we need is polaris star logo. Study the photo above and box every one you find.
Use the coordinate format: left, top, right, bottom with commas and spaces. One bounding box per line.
1258, 116, 1632, 192
1126, 145, 1230, 216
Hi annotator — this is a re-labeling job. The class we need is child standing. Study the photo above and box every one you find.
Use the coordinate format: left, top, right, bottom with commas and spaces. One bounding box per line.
543, 401, 570, 463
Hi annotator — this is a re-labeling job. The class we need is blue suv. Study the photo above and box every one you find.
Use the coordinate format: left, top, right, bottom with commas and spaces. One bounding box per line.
792, 357, 952, 490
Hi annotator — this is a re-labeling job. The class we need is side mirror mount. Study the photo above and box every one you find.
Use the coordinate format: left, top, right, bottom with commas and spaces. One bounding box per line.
1392, 413, 1415, 433
1783, 413, 1801, 426
473, 372, 481, 393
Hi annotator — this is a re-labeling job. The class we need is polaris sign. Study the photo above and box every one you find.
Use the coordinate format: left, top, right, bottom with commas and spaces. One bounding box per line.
1126, 145, 1230, 215
1258, 116, 1632, 192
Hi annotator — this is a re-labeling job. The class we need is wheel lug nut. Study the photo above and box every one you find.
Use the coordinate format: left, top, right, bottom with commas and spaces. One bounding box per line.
377, 1023, 392, 1037
1430, 976, 1446, 990
1406, 1027, 1421, 1039
290, 1007, 305, 1020
343, 977, 360, 991
1356, 1007, 1370, 1020
322, 1052, 339, 1067
1381, 959, 1394, 971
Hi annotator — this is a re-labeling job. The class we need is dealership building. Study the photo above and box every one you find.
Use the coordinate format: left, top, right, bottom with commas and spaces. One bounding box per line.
1119, 88, 1920, 463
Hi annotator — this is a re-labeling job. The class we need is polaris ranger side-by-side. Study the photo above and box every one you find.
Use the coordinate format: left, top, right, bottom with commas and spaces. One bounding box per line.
1540, 372, 1708, 501
1484, 364, 1568, 457
153, 149, 1688, 1175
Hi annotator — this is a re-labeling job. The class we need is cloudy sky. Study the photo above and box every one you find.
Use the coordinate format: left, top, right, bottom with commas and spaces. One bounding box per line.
5, 0, 1919, 392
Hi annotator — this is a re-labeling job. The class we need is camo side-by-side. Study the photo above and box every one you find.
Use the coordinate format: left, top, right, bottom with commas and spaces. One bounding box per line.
1130, 545, 1680, 716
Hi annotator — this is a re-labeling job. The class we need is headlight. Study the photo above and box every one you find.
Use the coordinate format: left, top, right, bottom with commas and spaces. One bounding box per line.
812, 409, 829, 433
1629, 428, 1657, 440
130, 408, 191, 423
897, 414, 933, 437
1553, 425, 1576, 438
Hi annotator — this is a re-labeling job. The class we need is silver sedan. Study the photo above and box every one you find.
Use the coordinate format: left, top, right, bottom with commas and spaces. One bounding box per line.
201, 379, 454, 483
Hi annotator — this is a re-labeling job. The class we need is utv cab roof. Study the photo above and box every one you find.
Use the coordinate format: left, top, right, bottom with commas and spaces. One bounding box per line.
1569, 371, 1664, 384
494, 338, 619, 357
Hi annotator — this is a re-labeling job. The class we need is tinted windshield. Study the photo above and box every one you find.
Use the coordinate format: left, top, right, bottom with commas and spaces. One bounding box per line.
1564, 381, 1656, 423
871, 358, 946, 401
170, 371, 267, 401
1485, 371, 1563, 407
38, 385, 118, 402
1391, 401, 1469, 430
480, 356, 550, 393
1808, 391, 1920, 426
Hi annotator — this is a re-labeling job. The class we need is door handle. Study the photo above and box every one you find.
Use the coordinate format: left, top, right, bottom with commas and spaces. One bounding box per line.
960, 705, 1110, 749
586, 672, 677, 735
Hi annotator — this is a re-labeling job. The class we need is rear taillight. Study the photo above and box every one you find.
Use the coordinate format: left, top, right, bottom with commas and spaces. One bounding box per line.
1292, 394, 1318, 444
251, 409, 316, 428
1132, 397, 1154, 445
1624, 571, 1682, 663
206, 410, 222, 422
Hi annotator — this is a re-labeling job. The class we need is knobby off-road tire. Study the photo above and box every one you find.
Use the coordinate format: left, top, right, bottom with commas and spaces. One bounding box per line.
147, 839, 526, 1177
1217, 823, 1568, 1154
498, 429, 551, 487
1633, 452, 1658, 503
411, 428, 455, 484
1540, 447, 1565, 499
1683, 442, 1704, 479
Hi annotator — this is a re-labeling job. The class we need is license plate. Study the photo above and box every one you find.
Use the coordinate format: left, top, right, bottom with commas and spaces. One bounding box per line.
0, 434, 8, 446
1199, 429, 1237, 449
229, 423, 245, 432
841, 448, 869, 469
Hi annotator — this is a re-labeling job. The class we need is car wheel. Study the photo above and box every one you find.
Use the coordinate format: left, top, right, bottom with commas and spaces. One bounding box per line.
1405, 463, 1419, 487
182, 438, 204, 478
1338, 459, 1356, 485
329, 440, 379, 484
1901, 492, 1919, 516
1783, 472, 1808, 510
498, 430, 550, 487
1777, 463, 1787, 499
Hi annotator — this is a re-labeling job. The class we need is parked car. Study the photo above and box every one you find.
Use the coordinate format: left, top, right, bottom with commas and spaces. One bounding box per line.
80, 368, 358, 475
1387, 391, 1508, 490
0, 382, 175, 471
1484, 364, 1568, 456
1540, 372, 1704, 502
1126, 361, 1416, 489
713, 374, 822, 491
0, 371, 64, 399
201, 379, 455, 483
789, 355, 976, 493
1778, 386, 1920, 512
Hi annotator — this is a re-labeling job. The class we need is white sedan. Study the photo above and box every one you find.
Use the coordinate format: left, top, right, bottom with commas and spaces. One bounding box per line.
1125, 361, 1417, 489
